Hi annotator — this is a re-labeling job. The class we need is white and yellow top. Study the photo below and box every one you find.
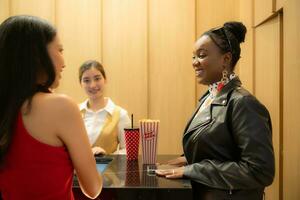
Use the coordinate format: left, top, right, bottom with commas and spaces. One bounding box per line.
79, 97, 130, 154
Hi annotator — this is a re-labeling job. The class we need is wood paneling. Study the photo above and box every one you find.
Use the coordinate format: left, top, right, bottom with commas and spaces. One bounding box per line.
149, 0, 195, 154
102, 0, 148, 123
283, 0, 300, 199
254, 15, 281, 200
10, 0, 55, 23
196, 0, 240, 35
276, 0, 284, 11
238, 0, 254, 93
254, 0, 274, 26
0, 0, 9, 23
55, 0, 102, 102
196, 0, 239, 100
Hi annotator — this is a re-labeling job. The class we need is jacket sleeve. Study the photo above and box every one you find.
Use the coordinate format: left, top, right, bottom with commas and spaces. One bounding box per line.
183, 96, 275, 190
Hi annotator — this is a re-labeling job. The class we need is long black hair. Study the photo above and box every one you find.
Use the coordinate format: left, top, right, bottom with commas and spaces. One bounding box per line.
0, 15, 57, 165
203, 21, 247, 70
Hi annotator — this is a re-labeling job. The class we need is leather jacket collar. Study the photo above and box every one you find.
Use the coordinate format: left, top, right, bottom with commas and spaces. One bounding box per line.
201, 76, 242, 106
183, 77, 242, 136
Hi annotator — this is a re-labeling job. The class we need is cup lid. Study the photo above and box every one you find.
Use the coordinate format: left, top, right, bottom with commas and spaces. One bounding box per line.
124, 127, 139, 131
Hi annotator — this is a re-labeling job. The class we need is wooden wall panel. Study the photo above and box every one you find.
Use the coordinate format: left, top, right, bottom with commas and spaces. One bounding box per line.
196, 0, 239, 100
276, 0, 284, 11
197, 0, 240, 35
283, 0, 300, 199
0, 0, 9, 23
254, 0, 274, 26
254, 16, 281, 200
238, 0, 254, 93
102, 0, 147, 124
10, 0, 55, 23
55, 0, 102, 102
149, 0, 195, 154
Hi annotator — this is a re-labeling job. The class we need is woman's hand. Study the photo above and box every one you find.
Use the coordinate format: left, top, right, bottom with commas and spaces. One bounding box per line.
155, 166, 185, 179
92, 146, 106, 155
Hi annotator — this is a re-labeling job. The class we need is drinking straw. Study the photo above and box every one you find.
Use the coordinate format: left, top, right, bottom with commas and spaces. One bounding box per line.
131, 114, 133, 129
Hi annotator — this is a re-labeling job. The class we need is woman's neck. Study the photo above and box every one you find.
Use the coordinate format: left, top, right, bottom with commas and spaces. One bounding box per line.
87, 97, 107, 112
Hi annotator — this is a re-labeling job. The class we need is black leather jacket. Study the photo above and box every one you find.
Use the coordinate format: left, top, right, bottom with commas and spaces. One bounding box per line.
182, 77, 275, 199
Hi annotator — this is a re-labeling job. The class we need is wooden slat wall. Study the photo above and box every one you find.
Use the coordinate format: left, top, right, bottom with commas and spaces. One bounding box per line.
55, 0, 102, 102
10, 0, 55, 23
276, 0, 284, 11
238, 0, 254, 93
148, 0, 195, 154
0, 0, 9, 23
102, 0, 148, 123
283, 0, 300, 199
254, 16, 281, 200
254, 0, 274, 26
240, 0, 300, 199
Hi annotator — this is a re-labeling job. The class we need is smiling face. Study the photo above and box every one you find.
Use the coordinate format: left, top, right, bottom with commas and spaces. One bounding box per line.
47, 35, 65, 88
192, 35, 231, 85
80, 67, 106, 100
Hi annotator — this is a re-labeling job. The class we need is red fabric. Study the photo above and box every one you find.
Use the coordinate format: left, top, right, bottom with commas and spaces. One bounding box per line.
217, 82, 225, 92
0, 113, 74, 200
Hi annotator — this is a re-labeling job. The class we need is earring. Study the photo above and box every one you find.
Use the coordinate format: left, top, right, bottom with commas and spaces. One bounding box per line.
221, 70, 229, 84
217, 70, 229, 92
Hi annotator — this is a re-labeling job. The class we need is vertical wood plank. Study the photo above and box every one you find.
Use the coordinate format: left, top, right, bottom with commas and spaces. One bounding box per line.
283, 0, 300, 199
10, 0, 55, 23
149, 0, 196, 154
254, 16, 281, 200
55, 0, 102, 102
254, 0, 274, 26
0, 0, 10, 23
102, 0, 148, 123
238, 0, 254, 93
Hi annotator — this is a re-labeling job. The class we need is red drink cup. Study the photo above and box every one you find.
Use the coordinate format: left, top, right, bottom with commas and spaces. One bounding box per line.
139, 120, 159, 164
124, 128, 140, 160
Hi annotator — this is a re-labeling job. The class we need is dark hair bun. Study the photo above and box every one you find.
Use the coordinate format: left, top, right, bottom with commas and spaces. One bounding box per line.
223, 21, 247, 43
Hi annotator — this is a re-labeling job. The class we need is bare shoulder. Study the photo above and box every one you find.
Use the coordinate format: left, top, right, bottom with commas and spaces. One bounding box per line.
31, 92, 80, 122
36, 92, 77, 110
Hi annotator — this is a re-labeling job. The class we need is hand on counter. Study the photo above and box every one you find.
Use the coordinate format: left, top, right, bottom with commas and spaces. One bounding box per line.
155, 166, 185, 179
92, 146, 106, 155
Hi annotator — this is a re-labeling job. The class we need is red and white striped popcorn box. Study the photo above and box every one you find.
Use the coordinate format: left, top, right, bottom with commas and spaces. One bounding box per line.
139, 120, 160, 164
